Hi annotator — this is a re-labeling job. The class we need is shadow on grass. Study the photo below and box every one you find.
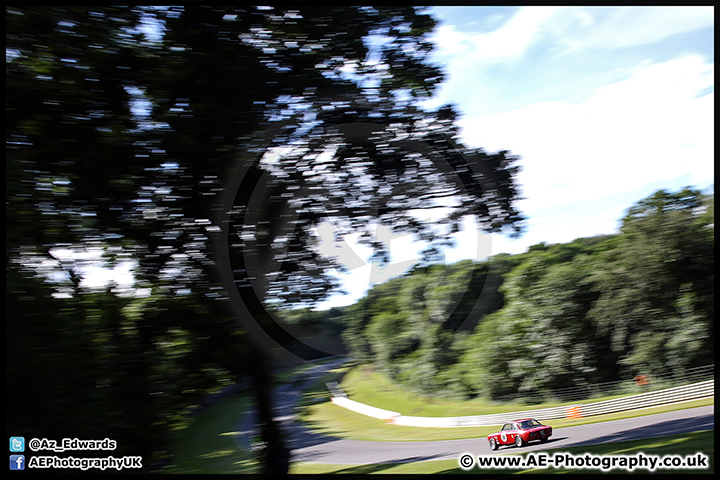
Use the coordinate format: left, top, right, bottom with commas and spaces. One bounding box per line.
295, 454, 453, 475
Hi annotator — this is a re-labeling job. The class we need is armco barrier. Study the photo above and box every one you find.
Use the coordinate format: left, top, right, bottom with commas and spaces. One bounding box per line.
330, 396, 400, 421
329, 379, 714, 427
326, 381, 347, 398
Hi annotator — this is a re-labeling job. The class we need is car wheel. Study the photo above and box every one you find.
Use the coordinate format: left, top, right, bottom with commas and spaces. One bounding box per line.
489, 438, 498, 451
540, 437, 548, 443
515, 435, 525, 447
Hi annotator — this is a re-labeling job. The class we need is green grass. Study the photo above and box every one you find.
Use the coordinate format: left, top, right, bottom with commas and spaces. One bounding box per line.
340, 363, 686, 417
291, 429, 714, 474
296, 363, 353, 413
163, 394, 259, 474
163, 358, 345, 474
274, 356, 344, 384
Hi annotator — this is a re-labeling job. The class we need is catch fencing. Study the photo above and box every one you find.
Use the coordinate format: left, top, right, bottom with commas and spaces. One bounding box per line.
493, 364, 715, 404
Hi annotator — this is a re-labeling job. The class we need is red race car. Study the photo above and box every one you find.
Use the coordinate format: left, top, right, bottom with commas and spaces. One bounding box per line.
487, 418, 552, 450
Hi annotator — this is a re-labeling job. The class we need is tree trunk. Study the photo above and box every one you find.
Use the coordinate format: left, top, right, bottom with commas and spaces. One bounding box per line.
247, 344, 290, 475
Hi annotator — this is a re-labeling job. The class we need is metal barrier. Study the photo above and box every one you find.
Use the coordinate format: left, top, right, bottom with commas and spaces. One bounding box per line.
330, 396, 400, 420
329, 379, 714, 427
326, 381, 348, 398
493, 364, 715, 404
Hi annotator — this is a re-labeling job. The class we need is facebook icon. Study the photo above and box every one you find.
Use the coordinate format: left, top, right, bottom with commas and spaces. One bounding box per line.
10, 455, 25, 470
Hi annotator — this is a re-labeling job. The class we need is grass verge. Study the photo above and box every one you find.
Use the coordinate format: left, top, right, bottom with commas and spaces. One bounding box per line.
164, 358, 345, 474
164, 393, 258, 474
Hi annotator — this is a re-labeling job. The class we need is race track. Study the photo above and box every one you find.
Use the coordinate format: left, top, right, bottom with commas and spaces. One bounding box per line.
239, 359, 714, 465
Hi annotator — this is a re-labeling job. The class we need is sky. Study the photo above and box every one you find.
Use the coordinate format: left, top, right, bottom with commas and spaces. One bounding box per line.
426, 5, 713, 250
52, 6, 714, 309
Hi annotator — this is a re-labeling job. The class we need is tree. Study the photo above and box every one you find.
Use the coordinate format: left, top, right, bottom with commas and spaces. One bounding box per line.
7, 6, 526, 473
5, 261, 240, 467
6, 6, 200, 468
458, 237, 622, 401
589, 188, 714, 377
345, 259, 511, 397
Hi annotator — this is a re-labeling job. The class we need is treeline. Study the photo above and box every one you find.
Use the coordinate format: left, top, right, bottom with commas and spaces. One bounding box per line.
283, 188, 714, 401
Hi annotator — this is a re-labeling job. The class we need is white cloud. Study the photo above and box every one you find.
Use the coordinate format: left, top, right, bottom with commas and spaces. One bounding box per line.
458, 55, 714, 215
549, 6, 714, 53
433, 7, 714, 60
471, 6, 557, 61
432, 7, 558, 63
432, 25, 472, 57
425, 6, 713, 115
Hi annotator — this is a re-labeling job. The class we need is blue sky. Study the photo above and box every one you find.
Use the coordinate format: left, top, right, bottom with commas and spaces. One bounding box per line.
426, 6, 713, 250
313, 6, 714, 309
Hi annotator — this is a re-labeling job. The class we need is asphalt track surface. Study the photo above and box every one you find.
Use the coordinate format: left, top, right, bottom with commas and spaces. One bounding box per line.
237, 359, 714, 465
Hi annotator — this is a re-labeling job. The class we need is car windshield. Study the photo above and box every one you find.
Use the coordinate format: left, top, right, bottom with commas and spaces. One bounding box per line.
518, 419, 542, 429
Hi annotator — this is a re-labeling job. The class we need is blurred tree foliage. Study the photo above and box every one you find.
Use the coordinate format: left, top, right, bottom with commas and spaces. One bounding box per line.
6, 5, 525, 473
342, 188, 713, 401
588, 188, 714, 377
460, 238, 617, 400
